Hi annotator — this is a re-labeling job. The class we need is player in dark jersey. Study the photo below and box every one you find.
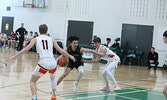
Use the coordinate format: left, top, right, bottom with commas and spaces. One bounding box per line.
57, 35, 91, 92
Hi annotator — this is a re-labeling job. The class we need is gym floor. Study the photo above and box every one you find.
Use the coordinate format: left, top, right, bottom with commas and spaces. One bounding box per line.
0, 48, 166, 100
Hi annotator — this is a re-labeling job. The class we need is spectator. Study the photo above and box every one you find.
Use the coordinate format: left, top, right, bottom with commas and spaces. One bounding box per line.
23, 32, 29, 48
47, 34, 50, 37
111, 39, 120, 48
15, 23, 28, 51
106, 38, 112, 48
0, 32, 7, 47
33, 32, 38, 38
6, 31, 17, 49
29, 31, 34, 41
147, 47, 159, 71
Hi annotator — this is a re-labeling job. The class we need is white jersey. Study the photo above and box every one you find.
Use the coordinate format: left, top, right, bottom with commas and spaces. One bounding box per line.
98, 45, 120, 62
36, 35, 54, 60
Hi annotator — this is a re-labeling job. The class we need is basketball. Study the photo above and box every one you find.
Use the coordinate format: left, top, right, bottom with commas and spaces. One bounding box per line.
57, 57, 68, 67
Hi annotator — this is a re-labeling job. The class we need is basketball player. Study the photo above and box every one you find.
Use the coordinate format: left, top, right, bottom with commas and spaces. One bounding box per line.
57, 35, 91, 92
163, 31, 167, 98
7, 24, 75, 100
82, 37, 121, 91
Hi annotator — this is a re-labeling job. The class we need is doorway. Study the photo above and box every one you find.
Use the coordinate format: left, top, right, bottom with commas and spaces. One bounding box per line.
1, 16, 14, 36
121, 23, 154, 65
67, 20, 94, 45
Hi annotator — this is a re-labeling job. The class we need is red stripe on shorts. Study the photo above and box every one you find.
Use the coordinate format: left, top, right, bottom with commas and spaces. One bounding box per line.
39, 68, 47, 74
49, 68, 57, 74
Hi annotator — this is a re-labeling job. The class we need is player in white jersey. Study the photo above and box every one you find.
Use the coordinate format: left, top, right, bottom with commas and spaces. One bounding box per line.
163, 31, 167, 98
82, 37, 121, 91
7, 24, 75, 100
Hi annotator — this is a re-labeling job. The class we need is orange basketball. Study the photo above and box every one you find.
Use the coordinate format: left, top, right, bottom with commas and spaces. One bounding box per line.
57, 57, 68, 67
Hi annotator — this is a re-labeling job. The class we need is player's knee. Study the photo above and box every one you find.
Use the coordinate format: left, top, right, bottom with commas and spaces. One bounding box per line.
79, 69, 84, 75
50, 75, 55, 80
102, 69, 109, 75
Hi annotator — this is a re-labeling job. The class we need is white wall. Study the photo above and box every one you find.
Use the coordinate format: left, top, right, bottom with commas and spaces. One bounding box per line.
0, 0, 167, 66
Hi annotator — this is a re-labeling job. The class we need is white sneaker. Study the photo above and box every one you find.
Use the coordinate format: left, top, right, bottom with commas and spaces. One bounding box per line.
73, 81, 78, 92
113, 85, 121, 91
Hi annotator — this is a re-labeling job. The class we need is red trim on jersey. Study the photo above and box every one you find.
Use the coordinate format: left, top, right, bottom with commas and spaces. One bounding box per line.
49, 68, 57, 74
39, 68, 47, 74
109, 55, 115, 58
117, 62, 120, 66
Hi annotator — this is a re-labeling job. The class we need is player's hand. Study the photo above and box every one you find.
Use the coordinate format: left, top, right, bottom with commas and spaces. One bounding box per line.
81, 59, 87, 63
69, 55, 75, 62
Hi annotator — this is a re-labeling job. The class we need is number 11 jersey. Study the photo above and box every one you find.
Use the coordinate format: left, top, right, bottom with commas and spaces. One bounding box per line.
36, 35, 54, 60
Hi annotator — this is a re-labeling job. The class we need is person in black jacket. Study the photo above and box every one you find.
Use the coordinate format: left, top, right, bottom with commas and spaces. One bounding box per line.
15, 23, 28, 51
111, 39, 120, 48
147, 47, 159, 70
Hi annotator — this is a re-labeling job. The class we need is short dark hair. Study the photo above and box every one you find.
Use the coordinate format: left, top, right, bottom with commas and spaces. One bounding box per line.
93, 37, 101, 43
151, 47, 155, 50
68, 35, 79, 43
30, 31, 33, 33
163, 30, 167, 38
106, 38, 111, 41
39, 24, 48, 34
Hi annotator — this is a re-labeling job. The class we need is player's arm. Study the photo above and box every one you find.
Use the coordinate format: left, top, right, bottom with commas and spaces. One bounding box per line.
80, 47, 91, 53
52, 39, 75, 62
7, 38, 36, 60
82, 54, 101, 63
57, 48, 67, 60
90, 47, 107, 57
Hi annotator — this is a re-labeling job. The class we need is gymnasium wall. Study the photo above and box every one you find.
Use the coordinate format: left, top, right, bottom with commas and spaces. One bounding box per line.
0, 0, 167, 66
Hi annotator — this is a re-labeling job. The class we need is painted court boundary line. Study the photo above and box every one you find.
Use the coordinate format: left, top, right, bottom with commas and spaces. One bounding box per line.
60, 88, 163, 100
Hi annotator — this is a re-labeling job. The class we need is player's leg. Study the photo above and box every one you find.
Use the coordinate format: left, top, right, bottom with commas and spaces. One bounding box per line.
163, 84, 167, 98
57, 67, 72, 85
31, 65, 47, 100
100, 62, 110, 91
73, 65, 84, 92
101, 61, 120, 91
49, 69, 57, 100
30, 75, 41, 100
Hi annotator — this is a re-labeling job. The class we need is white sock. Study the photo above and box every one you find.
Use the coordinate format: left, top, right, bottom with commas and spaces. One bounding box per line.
52, 91, 56, 95
50, 74, 57, 89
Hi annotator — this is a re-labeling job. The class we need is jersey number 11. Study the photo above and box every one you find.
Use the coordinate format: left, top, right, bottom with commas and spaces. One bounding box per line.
42, 40, 48, 50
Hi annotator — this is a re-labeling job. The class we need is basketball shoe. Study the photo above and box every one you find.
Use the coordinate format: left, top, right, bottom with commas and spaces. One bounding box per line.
51, 94, 56, 100
113, 85, 121, 91
73, 81, 78, 92
100, 87, 110, 91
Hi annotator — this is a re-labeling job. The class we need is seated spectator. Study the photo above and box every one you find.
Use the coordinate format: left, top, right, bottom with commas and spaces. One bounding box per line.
0, 32, 7, 47
33, 32, 38, 38
6, 31, 17, 49
147, 47, 159, 71
47, 34, 50, 37
29, 31, 34, 41
111, 39, 120, 48
106, 38, 112, 48
23, 32, 29, 48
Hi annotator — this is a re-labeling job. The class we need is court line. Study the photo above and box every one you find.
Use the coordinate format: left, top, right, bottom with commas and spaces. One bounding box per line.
73, 93, 139, 100
62, 88, 152, 100
62, 88, 164, 100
